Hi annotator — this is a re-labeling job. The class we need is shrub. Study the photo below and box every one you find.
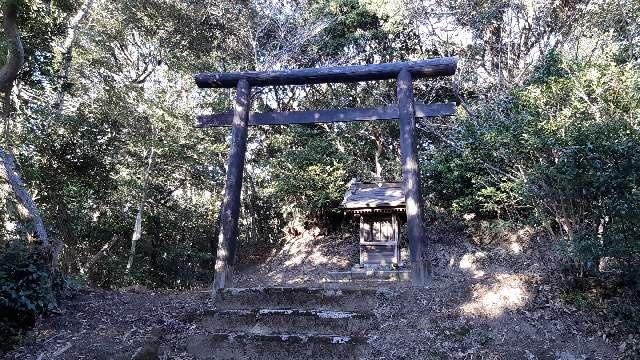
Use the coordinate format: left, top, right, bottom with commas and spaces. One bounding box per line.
516, 59, 640, 275
425, 54, 640, 277
0, 240, 55, 351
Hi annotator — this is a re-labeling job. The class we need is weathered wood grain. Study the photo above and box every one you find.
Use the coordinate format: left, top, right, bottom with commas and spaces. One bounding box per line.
197, 102, 456, 127
213, 78, 250, 290
196, 57, 457, 88
397, 69, 431, 283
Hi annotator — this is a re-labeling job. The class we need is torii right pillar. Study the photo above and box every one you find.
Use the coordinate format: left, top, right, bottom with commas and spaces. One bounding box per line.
397, 69, 431, 283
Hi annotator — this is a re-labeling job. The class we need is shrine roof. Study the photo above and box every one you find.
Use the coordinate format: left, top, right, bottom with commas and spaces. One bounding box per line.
341, 182, 405, 210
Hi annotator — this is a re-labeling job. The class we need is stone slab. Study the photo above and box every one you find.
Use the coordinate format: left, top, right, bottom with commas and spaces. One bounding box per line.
214, 287, 379, 312
202, 308, 376, 335
187, 332, 372, 360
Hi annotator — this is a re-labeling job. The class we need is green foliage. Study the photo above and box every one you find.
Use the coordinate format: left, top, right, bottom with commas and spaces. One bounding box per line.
87, 242, 215, 289
303, 0, 419, 64
426, 55, 640, 275
310, 0, 388, 61
526, 50, 569, 85
516, 60, 640, 271
0, 241, 55, 351
267, 126, 349, 218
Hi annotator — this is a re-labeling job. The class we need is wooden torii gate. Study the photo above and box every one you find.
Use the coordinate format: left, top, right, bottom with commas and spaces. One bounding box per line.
195, 57, 458, 289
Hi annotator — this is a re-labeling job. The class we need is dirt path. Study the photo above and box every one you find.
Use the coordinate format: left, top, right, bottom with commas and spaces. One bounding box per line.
370, 274, 619, 359
4, 289, 213, 360
3, 232, 637, 359
2, 276, 628, 359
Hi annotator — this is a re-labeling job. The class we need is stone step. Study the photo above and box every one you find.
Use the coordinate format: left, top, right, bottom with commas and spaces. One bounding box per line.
187, 332, 371, 360
327, 269, 412, 282
202, 308, 376, 335
214, 287, 379, 312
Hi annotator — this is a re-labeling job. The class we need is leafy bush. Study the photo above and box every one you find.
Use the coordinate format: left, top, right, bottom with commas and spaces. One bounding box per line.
516, 60, 640, 275
0, 241, 55, 351
269, 126, 349, 218
425, 54, 640, 276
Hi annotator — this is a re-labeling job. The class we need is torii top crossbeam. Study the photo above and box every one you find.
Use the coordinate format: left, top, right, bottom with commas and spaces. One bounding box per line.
196, 57, 457, 88
196, 57, 457, 289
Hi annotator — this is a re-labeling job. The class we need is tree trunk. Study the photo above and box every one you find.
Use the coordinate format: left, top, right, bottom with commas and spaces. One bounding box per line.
0, 2, 24, 91
247, 170, 259, 244
81, 235, 119, 275
55, 0, 96, 112
1, 1, 23, 148
373, 129, 384, 181
49, 0, 97, 271
0, 149, 50, 250
0, 2, 56, 277
0, 17, 49, 252
126, 150, 154, 273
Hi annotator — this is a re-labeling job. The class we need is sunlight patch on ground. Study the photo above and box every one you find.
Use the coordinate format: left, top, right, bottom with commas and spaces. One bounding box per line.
263, 271, 311, 284
234, 227, 357, 286
280, 230, 350, 268
457, 251, 487, 278
460, 273, 528, 318
509, 242, 523, 255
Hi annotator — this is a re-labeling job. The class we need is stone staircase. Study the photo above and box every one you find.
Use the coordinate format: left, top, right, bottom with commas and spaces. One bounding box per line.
187, 287, 380, 359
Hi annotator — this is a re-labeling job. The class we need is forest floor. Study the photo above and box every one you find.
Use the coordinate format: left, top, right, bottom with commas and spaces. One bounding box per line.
4, 226, 639, 359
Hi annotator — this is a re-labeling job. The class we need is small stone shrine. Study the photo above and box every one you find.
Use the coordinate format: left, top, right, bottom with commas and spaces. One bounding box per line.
334, 181, 410, 281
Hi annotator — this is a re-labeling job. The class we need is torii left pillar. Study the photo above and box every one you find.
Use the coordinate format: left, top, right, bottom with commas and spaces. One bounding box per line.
213, 78, 250, 289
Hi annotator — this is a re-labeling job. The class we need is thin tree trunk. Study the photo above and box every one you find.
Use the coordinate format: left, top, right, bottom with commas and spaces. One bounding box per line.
0, 149, 49, 249
1, 1, 23, 148
50, 0, 96, 270
81, 235, 119, 275
209, 197, 223, 260
373, 130, 384, 181
126, 150, 154, 273
55, 0, 96, 112
248, 172, 259, 243
0, 2, 56, 278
